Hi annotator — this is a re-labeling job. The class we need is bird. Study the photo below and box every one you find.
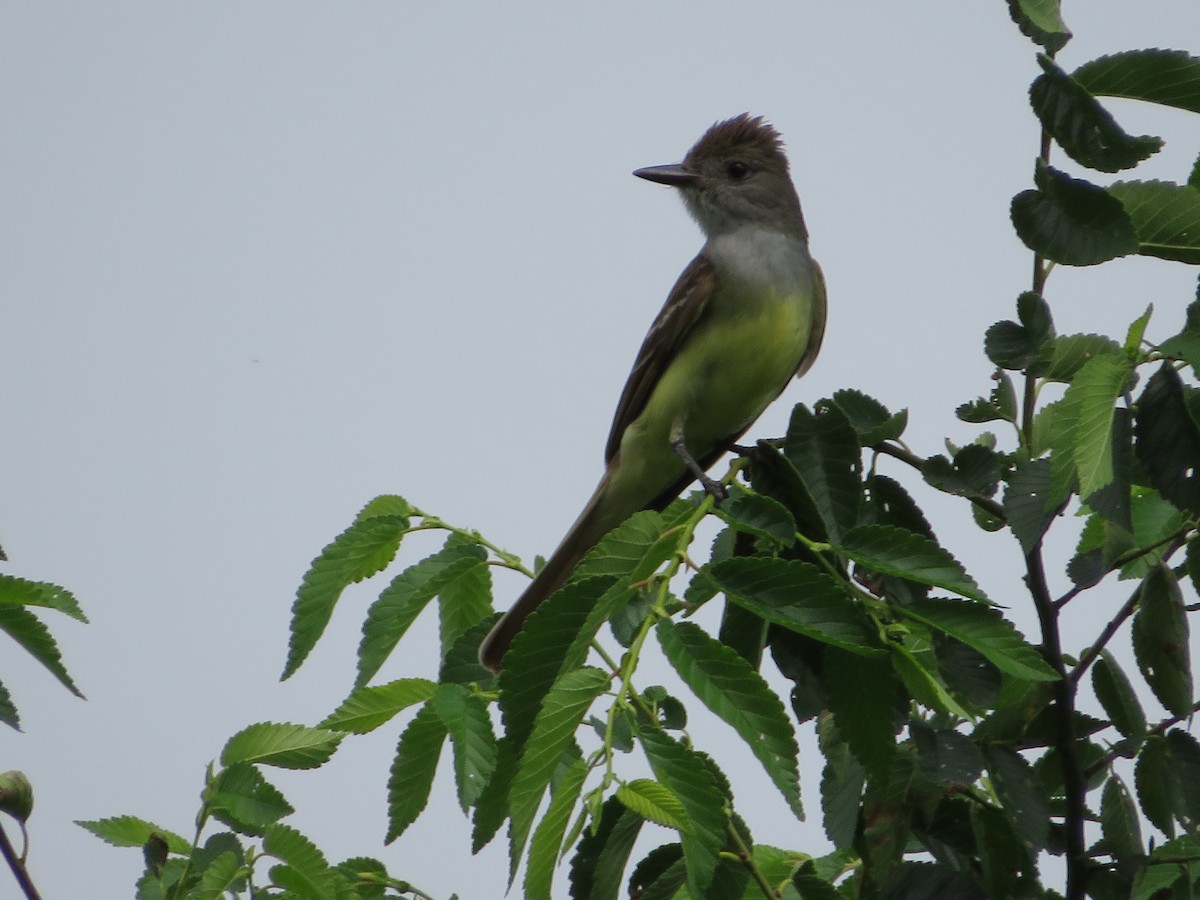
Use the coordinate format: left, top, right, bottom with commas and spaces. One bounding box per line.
479, 113, 826, 671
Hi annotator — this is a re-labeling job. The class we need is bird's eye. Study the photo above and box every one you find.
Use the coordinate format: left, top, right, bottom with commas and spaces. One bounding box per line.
726, 160, 751, 180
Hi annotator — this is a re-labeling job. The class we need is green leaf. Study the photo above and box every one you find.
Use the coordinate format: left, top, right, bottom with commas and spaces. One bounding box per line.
638, 728, 727, 899
983, 292, 1055, 370
783, 403, 862, 542
1006, 0, 1071, 52
1073, 49, 1200, 115
357, 542, 487, 687
910, 721, 985, 788
1135, 364, 1200, 514
1157, 299, 1200, 373
626, 844, 686, 900
0, 681, 18, 731
921, 445, 1002, 499
207, 763, 293, 836
1132, 834, 1200, 899
385, 702, 447, 843
657, 620, 802, 818
319, 678, 437, 733
1135, 735, 1175, 836
1108, 179, 1200, 264
1100, 774, 1143, 862
284, 510, 410, 680
713, 485, 797, 549
829, 389, 908, 445
1032, 332, 1123, 382
616, 779, 689, 831
837, 525, 988, 603
985, 745, 1050, 850
568, 796, 644, 900
191, 850, 244, 900
1030, 56, 1162, 172
437, 538, 494, 656
509, 667, 610, 874
819, 725, 865, 849
76, 816, 191, 854
900, 598, 1057, 682
1164, 730, 1200, 828
1065, 353, 1132, 501
1004, 459, 1055, 553
524, 756, 587, 900
432, 682, 497, 811
878, 862, 989, 900
573, 509, 677, 584
0, 574, 87, 622
262, 823, 341, 899
1092, 652, 1147, 740
0, 605, 83, 698
823, 649, 900, 779
1011, 161, 1138, 266
1132, 564, 1193, 717
708, 557, 877, 653
220, 723, 342, 770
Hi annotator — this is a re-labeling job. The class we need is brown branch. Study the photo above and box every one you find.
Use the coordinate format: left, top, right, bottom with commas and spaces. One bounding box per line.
0, 821, 41, 900
871, 442, 1007, 521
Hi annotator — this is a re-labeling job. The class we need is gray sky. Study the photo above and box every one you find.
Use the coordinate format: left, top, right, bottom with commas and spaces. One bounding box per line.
3, 3, 1200, 897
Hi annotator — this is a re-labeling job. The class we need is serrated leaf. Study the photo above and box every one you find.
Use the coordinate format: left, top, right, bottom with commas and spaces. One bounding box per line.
1135, 364, 1200, 514
437, 538, 494, 656
1074, 49, 1200, 115
910, 721, 985, 788
0, 681, 18, 731
568, 795, 643, 900
1066, 353, 1132, 501
1092, 653, 1147, 740
524, 756, 587, 900
1135, 734, 1176, 836
221, 723, 342, 770
1101, 774, 1143, 862
319, 678, 437, 733
616, 779, 689, 830
574, 509, 680, 585
878, 862, 989, 900
747, 440, 831, 544
357, 542, 487, 687
509, 667, 610, 875
385, 702, 447, 843
76, 816, 191, 854
819, 730, 865, 849
657, 620, 802, 818
1032, 332, 1123, 382
985, 745, 1050, 850
900, 598, 1057, 682
1108, 180, 1200, 264
191, 850, 244, 899
707, 557, 877, 653
1011, 161, 1138, 266
783, 403, 861, 542
0, 574, 87, 622
207, 763, 293, 836
713, 485, 797, 548
0, 605, 83, 698
829, 389, 908, 444
262, 823, 339, 898
627, 844, 686, 900
1031, 56, 1162, 172
823, 648, 900, 779
1006, 0, 1071, 52
1132, 834, 1200, 899
837, 525, 988, 603
284, 513, 410, 679
1004, 459, 1056, 553
1132, 564, 1193, 717
921, 445, 1002, 499
1158, 299, 1200, 373
638, 728, 727, 898
432, 683, 496, 811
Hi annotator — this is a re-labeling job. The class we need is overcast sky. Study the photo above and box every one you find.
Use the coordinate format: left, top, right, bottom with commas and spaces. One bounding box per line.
3, 3, 1200, 898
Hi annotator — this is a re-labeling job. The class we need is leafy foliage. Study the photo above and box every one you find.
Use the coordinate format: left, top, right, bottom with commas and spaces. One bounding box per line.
78, 7, 1200, 900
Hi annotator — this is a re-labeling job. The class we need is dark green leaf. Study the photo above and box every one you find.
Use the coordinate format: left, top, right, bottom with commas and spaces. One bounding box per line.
1092, 652, 1147, 740
1132, 564, 1193, 717
573, 509, 676, 584
1011, 162, 1138, 266
638, 728, 727, 898
901, 598, 1056, 682
714, 485, 797, 548
823, 649, 901, 779
208, 763, 293, 836
1032, 332, 1123, 382
708, 557, 877, 653
985, 745, 1050, 850
1108, 179, 1200, 264
284, 510, 410, 679
0, 605, 83, 698
432, 683, 497, 811
829, 389, 908, 445
1135, 734, 1176, 836
437, 538, 494, 656
1004, 459, 1056, 553
657, 620, 802, 817
385, 702, 447, 843
866, 474, 934, 539
783, 402, 862, 542
262, 824, 343, 898
76, 816, 191, 854
910, 721, 985, 788
1135, 364, 1200, 514
970, 804, 1036, 899
626, 844, 686, 900
569, 796, 643, 900
1157, 299, 1200, 374
1006, 0, 1071, 52
1031, 56, 1162, 172
0, 574, 87, 622
1131, 834, 1200, 899
921, 445, 1003, 499
1074, 49, 1200, 115
878, 862, 988, 900
819, 725, 865, 849
747, 441, 829, 544
837, 525, 988, 603
525, 756, 587, 900
1100, 774, 1143, 862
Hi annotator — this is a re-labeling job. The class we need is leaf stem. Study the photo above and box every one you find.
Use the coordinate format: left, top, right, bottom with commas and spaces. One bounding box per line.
0, 821, 41, 900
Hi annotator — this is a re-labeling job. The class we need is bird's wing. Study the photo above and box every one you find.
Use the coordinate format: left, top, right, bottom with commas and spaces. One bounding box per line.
793, 258, 827, 379
603, 253, 716, 464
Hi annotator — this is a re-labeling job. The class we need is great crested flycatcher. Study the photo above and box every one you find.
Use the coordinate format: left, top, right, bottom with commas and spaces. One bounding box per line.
479, 113, 826, 671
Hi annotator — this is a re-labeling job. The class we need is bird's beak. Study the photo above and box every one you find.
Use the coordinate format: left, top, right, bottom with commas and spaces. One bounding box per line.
633, 163, 699, 187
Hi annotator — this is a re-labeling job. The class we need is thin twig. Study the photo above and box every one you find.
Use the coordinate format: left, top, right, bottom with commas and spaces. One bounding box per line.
0, 821, 41, 900
871, 442, 1007, 521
